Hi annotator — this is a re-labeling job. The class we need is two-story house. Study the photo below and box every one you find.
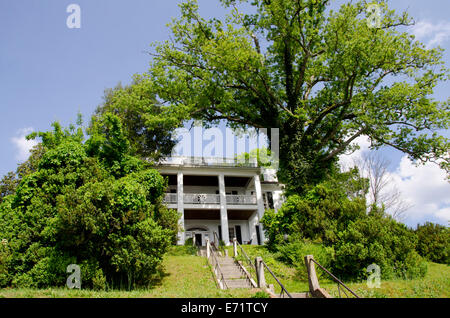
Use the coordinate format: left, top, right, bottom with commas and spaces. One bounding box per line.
156, 157, 284, 246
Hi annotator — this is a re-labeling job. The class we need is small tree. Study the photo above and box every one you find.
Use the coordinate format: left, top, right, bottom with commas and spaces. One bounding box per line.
353, 152, 412, 221
415, 222, 449, 265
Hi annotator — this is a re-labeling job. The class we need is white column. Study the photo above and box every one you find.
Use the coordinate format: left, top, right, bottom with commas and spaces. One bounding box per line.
254, 173, 266, 243
177, 171, 185, 245
218, 173, 230, 246
248, 211, 258, 245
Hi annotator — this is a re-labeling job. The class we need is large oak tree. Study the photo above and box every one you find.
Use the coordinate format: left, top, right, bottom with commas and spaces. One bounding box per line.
147, 0, 449, 193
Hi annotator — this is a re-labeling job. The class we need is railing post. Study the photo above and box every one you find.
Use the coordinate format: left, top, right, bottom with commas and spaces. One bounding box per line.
305, 255, 320, 294
233, 238, 238, 257
206, 238, 211, 259
304, 255, 332, 298
255, 257, 266, 288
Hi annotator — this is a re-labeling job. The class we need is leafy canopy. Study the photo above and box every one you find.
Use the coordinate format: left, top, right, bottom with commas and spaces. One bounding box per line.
148, 0, 449, 193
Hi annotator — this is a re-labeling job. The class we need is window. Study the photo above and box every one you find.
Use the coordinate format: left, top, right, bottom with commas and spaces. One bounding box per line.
255, 225, 261, 245
267, 192, 274, 209
228, 227, 235, 240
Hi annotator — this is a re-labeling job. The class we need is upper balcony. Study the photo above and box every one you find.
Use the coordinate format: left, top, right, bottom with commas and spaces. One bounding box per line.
157, 156, 258, 168
163, 193, 257, 206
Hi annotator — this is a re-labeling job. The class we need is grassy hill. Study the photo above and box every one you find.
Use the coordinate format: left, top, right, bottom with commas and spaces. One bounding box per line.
1, 245, 448, 298
0, 247, 258, 298
227, 245, 450, 298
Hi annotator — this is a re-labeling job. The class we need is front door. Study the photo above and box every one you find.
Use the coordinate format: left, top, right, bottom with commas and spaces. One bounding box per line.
235, 225, 242, 244
195, 233, 202, 246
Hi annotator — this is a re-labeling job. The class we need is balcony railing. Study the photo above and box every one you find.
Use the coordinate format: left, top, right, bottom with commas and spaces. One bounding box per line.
163, 193, 257, 205
226, 195, 257, 205
158, 156, 258, 168
184, 193, 220, 204
163, 193, 177, 204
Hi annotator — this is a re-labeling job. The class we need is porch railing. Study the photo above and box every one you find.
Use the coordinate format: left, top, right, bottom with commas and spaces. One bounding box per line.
163, 193, 257, 205
226, 195, 257, 205
183, 193, 220, 204
159, 156, 258, 168
162, 193, 177, 204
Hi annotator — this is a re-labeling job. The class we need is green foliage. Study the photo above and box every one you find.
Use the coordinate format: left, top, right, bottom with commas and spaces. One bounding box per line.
263, 168, 427, 281
415, 222, 450, 265
184, 237, 194, 246
0, 143, 45, 204
234, 147, 276, 168
252, 291, 270, 298
276, 241, 335, 281
333, 215, 427, 281
167, 245, 198, 256
147, 0, 449, 193
262, 167, 368, 247
94, 76, 181, 161
0, 113, 179, 290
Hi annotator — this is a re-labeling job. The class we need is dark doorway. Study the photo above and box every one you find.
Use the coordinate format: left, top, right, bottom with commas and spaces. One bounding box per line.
267, 192, 274, 209
255, 225, 261, 245
235, 225, 242, 244
195, 234, 202, 246
218, 225, 222, 241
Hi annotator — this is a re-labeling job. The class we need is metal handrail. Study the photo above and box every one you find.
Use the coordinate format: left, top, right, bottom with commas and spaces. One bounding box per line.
235, 240, 256, 272
310, 258, 359, 298
206, 240, 228, 289
261, 260, 292, 298
233, 239, 257, 288
212, 231, 226, 256
232, 240, 291, 298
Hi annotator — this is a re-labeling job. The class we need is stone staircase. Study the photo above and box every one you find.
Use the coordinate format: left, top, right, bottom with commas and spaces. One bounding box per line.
217, 256, 253, 289
200, 246, 253, 289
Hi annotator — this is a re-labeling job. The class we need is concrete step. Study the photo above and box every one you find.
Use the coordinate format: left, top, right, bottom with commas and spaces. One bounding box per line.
225, 279, 253, 289
219, 262, 237, 267
218, 258, 235, 264
290, 292, 310, 298
222, 271, 245, 279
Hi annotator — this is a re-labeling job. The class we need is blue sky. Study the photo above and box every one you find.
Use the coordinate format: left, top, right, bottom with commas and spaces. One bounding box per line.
0, 0, 449, 228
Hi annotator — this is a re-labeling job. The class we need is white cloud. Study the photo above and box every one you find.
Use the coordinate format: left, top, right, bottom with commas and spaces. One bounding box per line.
339, 137, 450, 228
11, 127, 38, 162
389, 156, 450, 227
338, 136, 371, 169
410, 20, 450, 48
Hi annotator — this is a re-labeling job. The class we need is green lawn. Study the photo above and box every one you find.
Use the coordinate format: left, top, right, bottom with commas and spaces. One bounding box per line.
0, 247, 258, 298
1, 245, 448, 298
322, 262, 450, 298
227, 245, 450, 298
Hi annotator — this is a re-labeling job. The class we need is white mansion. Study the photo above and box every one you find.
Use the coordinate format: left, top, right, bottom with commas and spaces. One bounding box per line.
156, 157, 284, 246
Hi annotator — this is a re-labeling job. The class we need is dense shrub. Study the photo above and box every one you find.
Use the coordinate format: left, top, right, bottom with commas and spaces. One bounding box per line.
263, 168, 428, 281
415, 222, 450, 265
262, 168, 368, 249
276, 240, 335, 280
0, 113, 179, 289
332, 215, 427, 281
